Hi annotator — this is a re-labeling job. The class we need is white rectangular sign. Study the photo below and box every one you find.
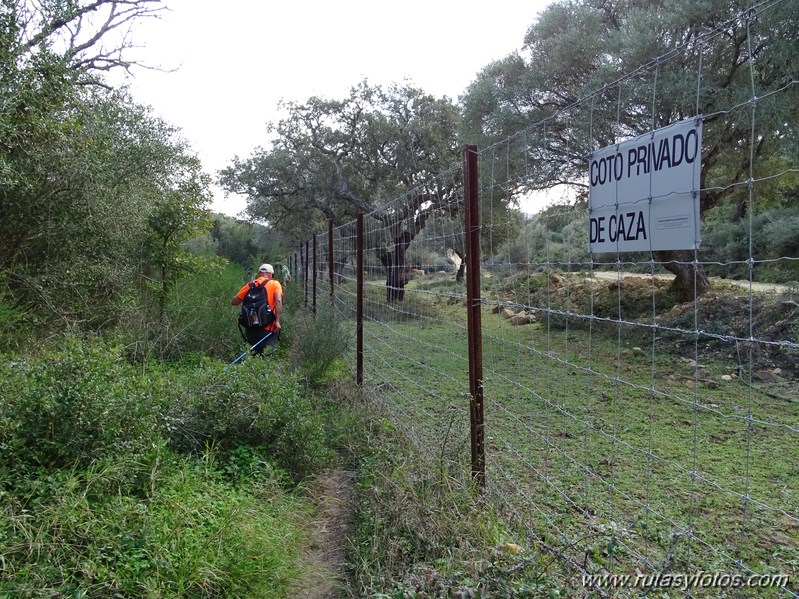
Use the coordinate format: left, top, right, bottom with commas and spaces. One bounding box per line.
588, 118, 702, 253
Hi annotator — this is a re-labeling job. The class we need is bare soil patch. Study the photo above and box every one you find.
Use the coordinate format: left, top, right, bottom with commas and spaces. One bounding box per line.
494, 270, 799, 379
590, 270, 794, 294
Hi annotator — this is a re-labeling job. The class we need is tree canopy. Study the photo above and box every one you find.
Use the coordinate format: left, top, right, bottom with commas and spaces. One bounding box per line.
220, 81, 468, 301
463, 0, 798, 198
460, 0, 799, 297
220, 81, 462, 230
1, 0, 213, 331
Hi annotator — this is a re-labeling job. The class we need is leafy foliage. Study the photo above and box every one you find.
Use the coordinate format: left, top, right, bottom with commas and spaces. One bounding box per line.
463, 0, 799, 196
1, 2, 214, 340
117, 261, 244, 363
0, 339, 164, 472
702, 201, 799, 283
221, 81, 462, 229
0, 333, 346, 596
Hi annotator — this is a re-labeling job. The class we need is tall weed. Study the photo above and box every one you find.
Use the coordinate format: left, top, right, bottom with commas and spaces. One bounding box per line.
164, 262, 248, 359
120, 262, 247, 362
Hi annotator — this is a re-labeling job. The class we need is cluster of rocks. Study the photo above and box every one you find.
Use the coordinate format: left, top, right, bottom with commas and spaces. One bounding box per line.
668, 356, 785, 388
491, 304, 538, 326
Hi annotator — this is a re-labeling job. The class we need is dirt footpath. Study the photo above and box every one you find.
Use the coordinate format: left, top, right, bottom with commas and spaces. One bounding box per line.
291, 469, 356, 599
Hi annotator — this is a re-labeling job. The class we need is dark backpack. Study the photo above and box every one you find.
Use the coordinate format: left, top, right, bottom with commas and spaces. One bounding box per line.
238, 280, 275, 328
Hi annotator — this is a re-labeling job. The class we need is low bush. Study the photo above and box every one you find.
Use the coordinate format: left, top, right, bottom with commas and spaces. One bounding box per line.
0, 330, 346, 597
288, 301, 351, 387
0, 339, 164, 473
163, 358, 336, 480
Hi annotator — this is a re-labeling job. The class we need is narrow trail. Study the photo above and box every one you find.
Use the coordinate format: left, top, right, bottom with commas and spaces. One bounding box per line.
291, 468, 356, 599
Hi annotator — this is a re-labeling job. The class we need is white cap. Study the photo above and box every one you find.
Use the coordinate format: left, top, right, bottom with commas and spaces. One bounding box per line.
258, 263, 274, 274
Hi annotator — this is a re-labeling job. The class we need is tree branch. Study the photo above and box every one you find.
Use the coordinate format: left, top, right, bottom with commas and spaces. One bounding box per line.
25, 1, 165, 75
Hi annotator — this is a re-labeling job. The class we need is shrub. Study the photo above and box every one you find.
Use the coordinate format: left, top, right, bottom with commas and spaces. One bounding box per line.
163, 359, 335, 480
702, 203, 799, 283
0, 339, 164, 472
288, 302, 351, 387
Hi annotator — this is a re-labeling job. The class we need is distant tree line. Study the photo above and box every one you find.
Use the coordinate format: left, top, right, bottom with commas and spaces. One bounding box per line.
185, 214, 283, 270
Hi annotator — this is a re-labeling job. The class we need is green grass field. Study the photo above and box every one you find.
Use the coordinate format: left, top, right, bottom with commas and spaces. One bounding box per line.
346, 272, 798, 596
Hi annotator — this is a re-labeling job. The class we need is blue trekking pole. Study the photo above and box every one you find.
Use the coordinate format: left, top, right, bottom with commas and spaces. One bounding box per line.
224, 331, 273, 371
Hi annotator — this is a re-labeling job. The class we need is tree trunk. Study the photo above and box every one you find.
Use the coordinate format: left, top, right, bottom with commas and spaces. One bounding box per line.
453, 249, 466, 283
383, 243, 407, 304
654, 249, 711, 301
733, 195, 747, 222
386, 259, 406, 303
378, 231, 412, 304
456, 262, 466, 283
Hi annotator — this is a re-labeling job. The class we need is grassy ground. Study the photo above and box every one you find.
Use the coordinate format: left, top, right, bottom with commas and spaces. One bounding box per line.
345, 271, 798, 597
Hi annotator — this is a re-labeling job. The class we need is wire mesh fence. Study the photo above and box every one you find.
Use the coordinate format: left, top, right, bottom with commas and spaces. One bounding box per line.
299, 1, 797, 595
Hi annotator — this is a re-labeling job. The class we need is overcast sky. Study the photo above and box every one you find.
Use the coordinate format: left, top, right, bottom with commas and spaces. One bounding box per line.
114, 0, 553, 217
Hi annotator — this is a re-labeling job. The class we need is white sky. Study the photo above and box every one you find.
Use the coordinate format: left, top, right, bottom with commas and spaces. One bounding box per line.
114, 0, 553, 217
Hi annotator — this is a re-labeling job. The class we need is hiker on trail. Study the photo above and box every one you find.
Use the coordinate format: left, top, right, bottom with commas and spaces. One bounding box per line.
231, 263, 283, 355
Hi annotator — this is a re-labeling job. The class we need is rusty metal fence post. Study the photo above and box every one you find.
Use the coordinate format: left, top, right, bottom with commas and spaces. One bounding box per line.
328, 220, 335, 305
463, 144, 485, 489
312, 234, 317, 316
356, 213, 364, 386
304, 240, 310, 309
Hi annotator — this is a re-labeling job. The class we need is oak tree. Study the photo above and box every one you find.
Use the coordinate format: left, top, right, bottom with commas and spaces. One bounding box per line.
461, 0, 798, 299
220, 81, 464, 302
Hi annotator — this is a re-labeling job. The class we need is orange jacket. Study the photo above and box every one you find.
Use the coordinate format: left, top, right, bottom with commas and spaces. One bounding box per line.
235, 276, 283, 331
